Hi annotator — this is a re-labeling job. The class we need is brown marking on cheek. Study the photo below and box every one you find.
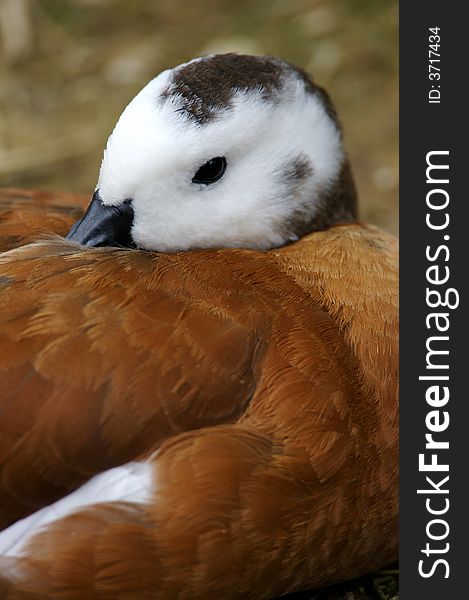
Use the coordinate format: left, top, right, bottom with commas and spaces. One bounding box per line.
159, 54, 287, 125
279, 159, 358, 243
276, 156, 315, 242
282, 156, 314, 185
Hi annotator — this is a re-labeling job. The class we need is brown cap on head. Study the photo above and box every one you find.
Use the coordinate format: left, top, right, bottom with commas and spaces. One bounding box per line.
160, 54, 286, 125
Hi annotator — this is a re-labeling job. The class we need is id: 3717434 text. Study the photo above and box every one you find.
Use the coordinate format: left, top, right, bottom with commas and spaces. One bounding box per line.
428, 26, 441, 104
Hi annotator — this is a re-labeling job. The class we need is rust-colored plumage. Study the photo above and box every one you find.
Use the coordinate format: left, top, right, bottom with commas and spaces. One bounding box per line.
0, 188, 398, 598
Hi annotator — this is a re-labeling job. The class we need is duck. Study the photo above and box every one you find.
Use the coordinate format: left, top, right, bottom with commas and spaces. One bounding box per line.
0, 53, 398, 599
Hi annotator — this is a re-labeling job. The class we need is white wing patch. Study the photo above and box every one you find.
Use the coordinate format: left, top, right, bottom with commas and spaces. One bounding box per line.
0, 461, 155, 557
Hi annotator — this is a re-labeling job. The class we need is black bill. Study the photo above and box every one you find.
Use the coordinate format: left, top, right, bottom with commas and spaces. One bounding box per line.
66, 191, 135, 248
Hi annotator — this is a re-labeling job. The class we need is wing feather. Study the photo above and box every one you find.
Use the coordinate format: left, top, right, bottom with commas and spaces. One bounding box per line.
0, 239, 272, 527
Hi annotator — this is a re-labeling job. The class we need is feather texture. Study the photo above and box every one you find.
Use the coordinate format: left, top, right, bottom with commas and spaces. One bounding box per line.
0, 189, 398, 598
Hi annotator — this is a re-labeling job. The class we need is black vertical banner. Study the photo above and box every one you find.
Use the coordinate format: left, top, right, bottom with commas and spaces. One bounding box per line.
400, 2, 467, 599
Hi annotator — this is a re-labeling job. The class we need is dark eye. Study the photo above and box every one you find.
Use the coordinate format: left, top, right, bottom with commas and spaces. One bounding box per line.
192, 157, 227, 185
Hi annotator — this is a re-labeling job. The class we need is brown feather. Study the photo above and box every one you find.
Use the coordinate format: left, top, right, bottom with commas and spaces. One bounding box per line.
0, 189, 89, 252
0, 189, 398, 598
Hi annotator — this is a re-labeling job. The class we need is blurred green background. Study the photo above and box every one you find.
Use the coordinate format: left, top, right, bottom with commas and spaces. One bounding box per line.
0, 0, 398, 235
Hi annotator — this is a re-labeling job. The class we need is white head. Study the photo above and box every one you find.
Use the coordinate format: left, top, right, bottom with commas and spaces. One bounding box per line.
67, 54, 357, 252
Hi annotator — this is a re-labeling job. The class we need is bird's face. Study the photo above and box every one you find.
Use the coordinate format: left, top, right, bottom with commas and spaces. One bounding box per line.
67, 54, 356, 252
